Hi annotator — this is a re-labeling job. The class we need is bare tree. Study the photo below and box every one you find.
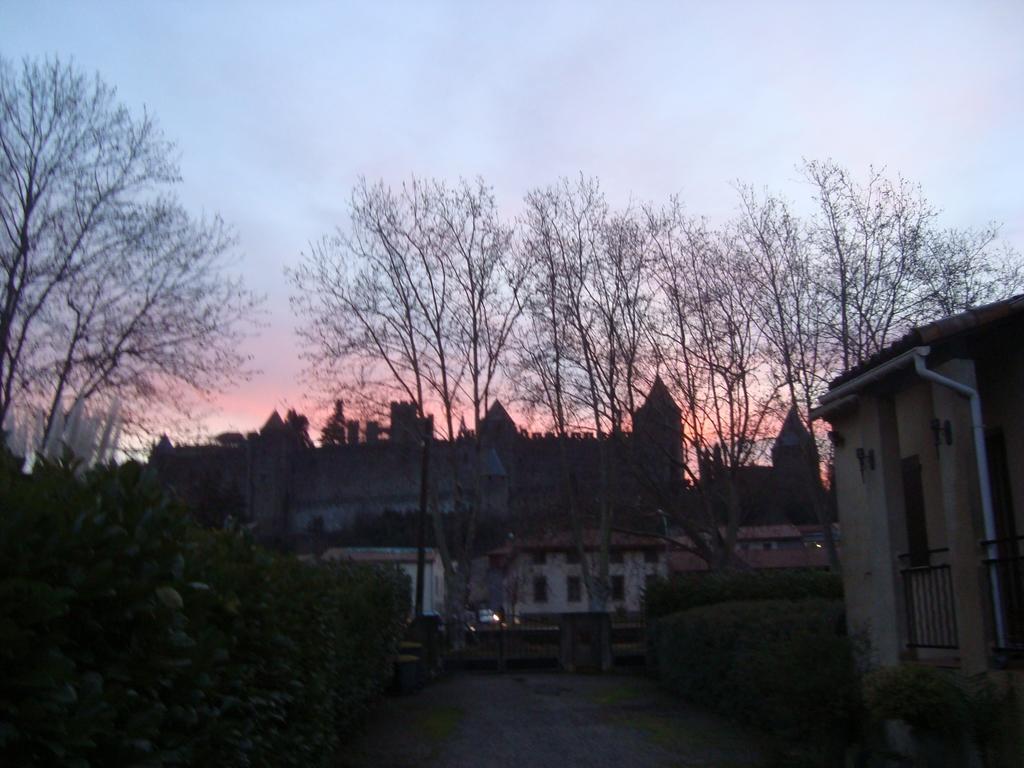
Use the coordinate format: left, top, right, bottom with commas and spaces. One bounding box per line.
39, 205, 257, 442
516, 178, 609, 608
919, 224, 1024, 316
501, 545, 531, 623
291, 178, 437, 615
647, 200, 780, 568
734, 164, 1023, 569
0, 56, 258, 444
516, 178, 657, 608
802, 159, 1024, 370
433, 178, 524, 613
291, 176, 521, 632
293, 164, 1022, 595
803, 159, 936, 368
736, 185, 840, 568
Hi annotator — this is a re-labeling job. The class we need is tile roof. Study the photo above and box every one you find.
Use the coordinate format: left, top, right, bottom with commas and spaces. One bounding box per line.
488, 529, 665, 556
321, 547, 440, 564
668, 546, 831, 572
827, 293, 1024, 391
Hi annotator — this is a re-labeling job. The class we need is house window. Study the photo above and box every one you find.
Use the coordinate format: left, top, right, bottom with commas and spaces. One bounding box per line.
987, 430, 1018, 551
533, 576, 548, 603
643, 549, 658, 564
611, 575, 624, 601
566, 549, 581, 564
609, 550, 623, 564
567, 575, 581, 603
532, 550, 547, 565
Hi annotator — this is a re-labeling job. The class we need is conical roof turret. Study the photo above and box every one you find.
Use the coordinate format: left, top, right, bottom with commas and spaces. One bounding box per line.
639, 375, 681, 415
261, 410, 287, 434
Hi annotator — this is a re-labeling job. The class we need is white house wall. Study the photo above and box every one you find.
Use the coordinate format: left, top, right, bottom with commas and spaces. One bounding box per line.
504, 550, 668, 617
396, 560, 445, 617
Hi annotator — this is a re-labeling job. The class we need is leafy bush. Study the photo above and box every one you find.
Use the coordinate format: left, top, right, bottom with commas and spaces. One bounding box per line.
655, 598, 860, 761
860, 668, 1022, 767
862, 665, 966, 733
963, 674, 1020, 768
645, 568, 843, 620
0, 454, 409, 766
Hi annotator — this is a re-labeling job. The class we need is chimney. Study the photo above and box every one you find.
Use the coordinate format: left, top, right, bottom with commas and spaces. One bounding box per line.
346, 420, 360, 445
365, 421, 381, 443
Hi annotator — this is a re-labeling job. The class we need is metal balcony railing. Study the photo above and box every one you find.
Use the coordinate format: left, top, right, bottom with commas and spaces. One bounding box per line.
982, 535, 1024, 653
899, 548, 958, 649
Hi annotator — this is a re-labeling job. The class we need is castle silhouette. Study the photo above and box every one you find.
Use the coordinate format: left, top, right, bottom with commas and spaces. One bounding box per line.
150, 379, 820, 545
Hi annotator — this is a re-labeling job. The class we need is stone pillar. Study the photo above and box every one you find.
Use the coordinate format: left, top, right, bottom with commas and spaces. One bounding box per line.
832, 410, 871, 646
857, 395, 908, 666
559, 612, 612, 672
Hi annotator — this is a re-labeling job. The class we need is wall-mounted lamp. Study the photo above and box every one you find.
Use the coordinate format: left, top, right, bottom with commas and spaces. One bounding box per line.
856, 447, 875, 478
930, 418, 954, 447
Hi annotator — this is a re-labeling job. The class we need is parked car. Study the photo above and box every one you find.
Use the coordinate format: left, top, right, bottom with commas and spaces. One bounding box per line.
477, 608, 501, 625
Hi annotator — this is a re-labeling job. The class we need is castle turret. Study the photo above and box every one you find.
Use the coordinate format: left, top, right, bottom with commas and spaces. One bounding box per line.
249, 410, 295, 538
479, 400, 516, 464
389, 401, 429, 445
153, 434, 174, 456
480, 400, 516, 439
632, 376, 684, 488
771, 405, 820, 485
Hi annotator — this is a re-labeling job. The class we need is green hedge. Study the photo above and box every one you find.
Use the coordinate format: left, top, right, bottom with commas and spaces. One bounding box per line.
644, 567, 843, 620
862, 664, 967, 733
655, 599, 860, 762
0, 455, 409, 766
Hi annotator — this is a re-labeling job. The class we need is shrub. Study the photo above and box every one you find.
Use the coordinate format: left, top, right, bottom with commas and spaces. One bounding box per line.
645, 568, 843, 620
0, 454, 409, 766
860, 668, 1023, 767
963, 674, 1020, 768
655, 598, 860, 761
862, 665, 967, 733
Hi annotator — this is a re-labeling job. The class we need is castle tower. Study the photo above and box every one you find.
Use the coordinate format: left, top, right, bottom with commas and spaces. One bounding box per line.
479, 447, 510, 519
389, 401, 425, 445
632, 376, 685, 488
479, 400, 517, 502
249, 410, 296, 538
771, 405, 820, 480
480, 400, 516, 452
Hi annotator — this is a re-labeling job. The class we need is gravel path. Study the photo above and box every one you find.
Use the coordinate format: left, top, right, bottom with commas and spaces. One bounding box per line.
340, 672, 768, 768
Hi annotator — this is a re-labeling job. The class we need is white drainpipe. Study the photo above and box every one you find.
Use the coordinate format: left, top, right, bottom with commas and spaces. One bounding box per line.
912, 350, 1007, 651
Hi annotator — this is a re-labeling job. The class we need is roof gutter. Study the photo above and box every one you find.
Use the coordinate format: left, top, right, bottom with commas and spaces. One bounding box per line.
810, 346, 930, 422
818, 347, 931, 406
809, 394, 859, 422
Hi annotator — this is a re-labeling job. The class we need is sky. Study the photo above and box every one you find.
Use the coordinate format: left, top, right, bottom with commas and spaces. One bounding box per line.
6, 1, 1024, 438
